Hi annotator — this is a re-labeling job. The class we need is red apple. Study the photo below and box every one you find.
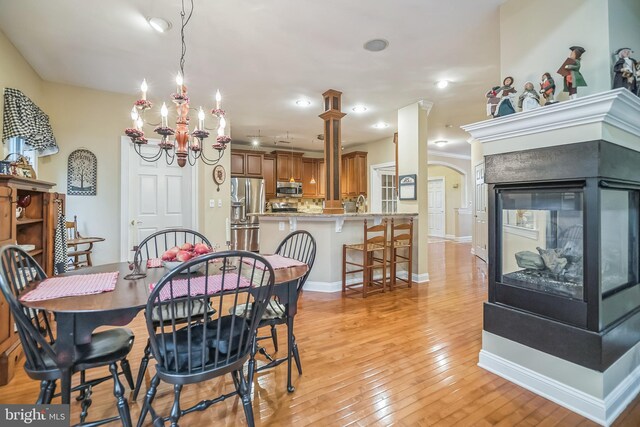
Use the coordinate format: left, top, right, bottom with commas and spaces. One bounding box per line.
194, 243, 211, 255
181, 242, 194, 251
161, 251, 176, 261
176, 250, 193, 262
168, 246, 180, 255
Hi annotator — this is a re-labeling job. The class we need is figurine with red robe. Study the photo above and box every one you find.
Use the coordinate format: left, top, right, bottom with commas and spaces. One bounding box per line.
539, 73, 556, 105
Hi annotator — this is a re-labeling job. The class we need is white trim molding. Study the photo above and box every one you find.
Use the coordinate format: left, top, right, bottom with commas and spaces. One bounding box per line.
429, 151, 471, 160
305, 272, 429, 293
461, 88, 640, 145
479, 349, 640, 426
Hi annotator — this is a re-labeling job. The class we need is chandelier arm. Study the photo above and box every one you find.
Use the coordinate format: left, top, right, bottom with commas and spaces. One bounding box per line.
198, 148, 224, 166
134, 143, 164, 162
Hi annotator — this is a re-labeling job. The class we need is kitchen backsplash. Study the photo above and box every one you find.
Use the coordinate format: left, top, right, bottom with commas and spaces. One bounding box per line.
266, 197, 323, 213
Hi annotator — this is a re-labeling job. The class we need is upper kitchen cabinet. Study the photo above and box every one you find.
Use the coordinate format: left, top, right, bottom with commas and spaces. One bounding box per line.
230, 149, 264, 177
302, 158, 318, 197
273, 151, 303, 182
263, 154, 276, 199
341, 151, 367, 197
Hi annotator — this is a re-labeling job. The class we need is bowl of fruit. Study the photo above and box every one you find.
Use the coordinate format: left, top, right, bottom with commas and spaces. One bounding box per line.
161, 243, 214, 273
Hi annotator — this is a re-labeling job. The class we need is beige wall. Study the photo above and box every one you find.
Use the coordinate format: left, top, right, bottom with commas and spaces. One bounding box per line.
0, 30, 44, 158
500, 0, 611, 101
608, 0, 640, 61
0, 30, 230, 265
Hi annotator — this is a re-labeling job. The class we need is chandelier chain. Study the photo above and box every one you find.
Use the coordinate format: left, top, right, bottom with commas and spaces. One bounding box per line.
179, 0, 194, 78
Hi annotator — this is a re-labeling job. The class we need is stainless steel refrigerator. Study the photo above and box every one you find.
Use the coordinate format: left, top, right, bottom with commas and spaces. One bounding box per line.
230, 177, 264, 252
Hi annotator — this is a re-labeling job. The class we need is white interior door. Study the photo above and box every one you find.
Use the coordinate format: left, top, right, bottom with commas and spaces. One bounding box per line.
121, 139, 194, 259
474, 162, 488, 261
428, 177, 445, 237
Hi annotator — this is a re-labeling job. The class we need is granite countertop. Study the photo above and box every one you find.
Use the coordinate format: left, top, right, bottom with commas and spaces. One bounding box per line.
255, 212, 418, 218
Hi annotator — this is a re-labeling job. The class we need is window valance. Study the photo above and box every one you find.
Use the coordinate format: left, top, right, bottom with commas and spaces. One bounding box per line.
2, 88, 58, 156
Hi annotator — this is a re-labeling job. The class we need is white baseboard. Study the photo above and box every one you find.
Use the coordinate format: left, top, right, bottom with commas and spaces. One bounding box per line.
445, 234, 455, 240
304, 271, 429, 293
470, 247, 476, 255
455, 235, 472, 243
478, 349, 640, 426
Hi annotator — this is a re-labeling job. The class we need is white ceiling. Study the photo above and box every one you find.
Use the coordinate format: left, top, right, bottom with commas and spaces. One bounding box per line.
0, 0, 503, 157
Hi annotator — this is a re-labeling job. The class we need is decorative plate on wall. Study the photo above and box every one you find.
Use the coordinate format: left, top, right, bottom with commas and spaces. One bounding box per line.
67, 149, 97, 196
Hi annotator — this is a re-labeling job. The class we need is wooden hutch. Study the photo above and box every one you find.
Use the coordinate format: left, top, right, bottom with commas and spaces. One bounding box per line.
0, 175, 63, 385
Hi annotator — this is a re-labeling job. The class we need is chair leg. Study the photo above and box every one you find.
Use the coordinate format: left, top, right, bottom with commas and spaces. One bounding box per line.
76, 370, 87, 401
234, 370, 255, 427
169, 384, 183, 427
121, 358, 135, 390
79, 385, 93, 424
36, 381, 48, 404
270, 324, 279, 352
363, 252, 369, 298
342, 245, 347, 294
132, 340, 152, 400
109, 362, 132, 427
292, 336, 303, 375
137, 374, 160, 427
408, 246, 413, 288
247, 335, 257, 394
44, 380, 56, 404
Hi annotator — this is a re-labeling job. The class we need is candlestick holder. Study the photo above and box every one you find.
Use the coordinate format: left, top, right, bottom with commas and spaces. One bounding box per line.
220, 241, 237, 272
124, 246, 147, 280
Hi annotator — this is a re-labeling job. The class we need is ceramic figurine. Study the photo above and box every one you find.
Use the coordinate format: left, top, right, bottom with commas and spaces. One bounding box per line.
612, 47, 638, 95
557, 46, 586, 100
495, 76, 517, 117
539, 72, 556, 105
518, 82, 541, 111
485, 86, 501, 117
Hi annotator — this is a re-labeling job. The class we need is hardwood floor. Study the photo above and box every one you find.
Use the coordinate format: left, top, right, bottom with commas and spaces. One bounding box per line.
2, 241, 640, 425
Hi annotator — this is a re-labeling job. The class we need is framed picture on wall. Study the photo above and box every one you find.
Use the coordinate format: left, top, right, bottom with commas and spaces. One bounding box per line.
67, 149, 97, 196
398, 174, 417, 200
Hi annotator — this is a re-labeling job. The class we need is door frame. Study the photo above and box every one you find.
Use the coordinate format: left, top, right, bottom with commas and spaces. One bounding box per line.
428, 176, 446, 238
119, 136, 199, 261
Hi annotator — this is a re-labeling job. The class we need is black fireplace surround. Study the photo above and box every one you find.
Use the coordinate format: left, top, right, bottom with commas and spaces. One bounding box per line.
485, 140, 640, 371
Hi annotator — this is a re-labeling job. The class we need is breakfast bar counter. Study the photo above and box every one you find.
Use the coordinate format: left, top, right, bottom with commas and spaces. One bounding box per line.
257, 212, 418, 292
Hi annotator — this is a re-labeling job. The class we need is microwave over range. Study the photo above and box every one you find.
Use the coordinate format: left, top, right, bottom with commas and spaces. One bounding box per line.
276, 181, 303, 198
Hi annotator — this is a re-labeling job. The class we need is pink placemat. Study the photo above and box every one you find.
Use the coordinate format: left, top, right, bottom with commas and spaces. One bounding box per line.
243, 254, 307, 271
150, 273, 251, 302
20, 272, 119, 302
147, 258, 163, 268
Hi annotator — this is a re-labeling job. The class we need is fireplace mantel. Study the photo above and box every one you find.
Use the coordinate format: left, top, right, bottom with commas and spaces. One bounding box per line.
462, 88, 640, 156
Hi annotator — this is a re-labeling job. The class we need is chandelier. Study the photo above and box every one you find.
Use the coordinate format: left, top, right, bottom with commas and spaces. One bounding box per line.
124, 0, 230, 167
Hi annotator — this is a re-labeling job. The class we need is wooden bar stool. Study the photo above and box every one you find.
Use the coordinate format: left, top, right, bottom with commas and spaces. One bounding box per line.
342, 219, 388, 297
388, 218, 414, 290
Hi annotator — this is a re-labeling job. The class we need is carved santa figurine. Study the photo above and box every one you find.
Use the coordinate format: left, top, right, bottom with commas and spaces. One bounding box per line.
557, 46, 587, 100
612, 47, 638, 95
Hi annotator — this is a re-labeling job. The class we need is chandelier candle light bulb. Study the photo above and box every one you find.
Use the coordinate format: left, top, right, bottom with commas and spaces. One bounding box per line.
216, 90, 221, 110
176, 73, 183, 93
160, 103, 168, 127
140, 79, 148, 100
198, 107, 205, 130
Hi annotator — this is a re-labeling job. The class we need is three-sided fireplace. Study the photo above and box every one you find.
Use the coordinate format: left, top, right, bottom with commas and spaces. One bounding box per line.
485, 140, 640, 371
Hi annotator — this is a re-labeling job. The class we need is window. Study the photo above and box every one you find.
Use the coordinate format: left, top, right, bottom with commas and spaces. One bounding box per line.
6, 137, 38, 174
381, 172, 397, 214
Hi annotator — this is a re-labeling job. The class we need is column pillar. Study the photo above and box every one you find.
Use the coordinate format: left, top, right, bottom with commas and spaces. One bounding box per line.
319, 89, 346, 214
397, 100, 432, 282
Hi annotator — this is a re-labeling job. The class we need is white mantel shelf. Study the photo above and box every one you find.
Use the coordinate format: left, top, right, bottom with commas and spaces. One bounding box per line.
462, 88, 640, 156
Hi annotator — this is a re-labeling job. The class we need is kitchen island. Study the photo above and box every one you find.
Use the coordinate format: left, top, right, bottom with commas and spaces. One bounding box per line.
257, 212, 419, 292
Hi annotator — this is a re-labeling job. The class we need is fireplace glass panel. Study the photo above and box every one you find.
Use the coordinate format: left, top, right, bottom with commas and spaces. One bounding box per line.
500, 190, 583, 300
600, 189, 639, 296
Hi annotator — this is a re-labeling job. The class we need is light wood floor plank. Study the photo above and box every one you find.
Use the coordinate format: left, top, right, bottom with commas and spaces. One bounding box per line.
0, 241, 637, 425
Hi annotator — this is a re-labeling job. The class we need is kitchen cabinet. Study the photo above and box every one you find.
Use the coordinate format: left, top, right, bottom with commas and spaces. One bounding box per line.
341, 151, 367, 197
302, 158, 319, 197
263, 154, 276, 199
273, 151, 303, 182
230, 150, 263, 177
0, 176, 60, 385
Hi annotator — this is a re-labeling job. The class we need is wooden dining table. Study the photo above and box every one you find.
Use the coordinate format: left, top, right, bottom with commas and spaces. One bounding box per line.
20, 260, 309, 405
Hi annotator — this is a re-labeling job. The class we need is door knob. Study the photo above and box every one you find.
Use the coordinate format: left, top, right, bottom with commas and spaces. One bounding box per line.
131, 220, 143, 226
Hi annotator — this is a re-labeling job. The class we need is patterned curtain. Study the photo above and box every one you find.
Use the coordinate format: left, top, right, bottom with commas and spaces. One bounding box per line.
2, 88, 59, 156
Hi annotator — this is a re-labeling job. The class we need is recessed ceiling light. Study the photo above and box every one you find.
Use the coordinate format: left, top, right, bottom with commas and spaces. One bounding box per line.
435, 80, 450, 89
352, 105, 368, 113
445, 124, 453, 128
148, 17, 171, 33
295, 99, 311, 107
373, 122, 389, 129
433, 140, 448, 146
363, 39, 389, 52
252, 140, 259, 147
